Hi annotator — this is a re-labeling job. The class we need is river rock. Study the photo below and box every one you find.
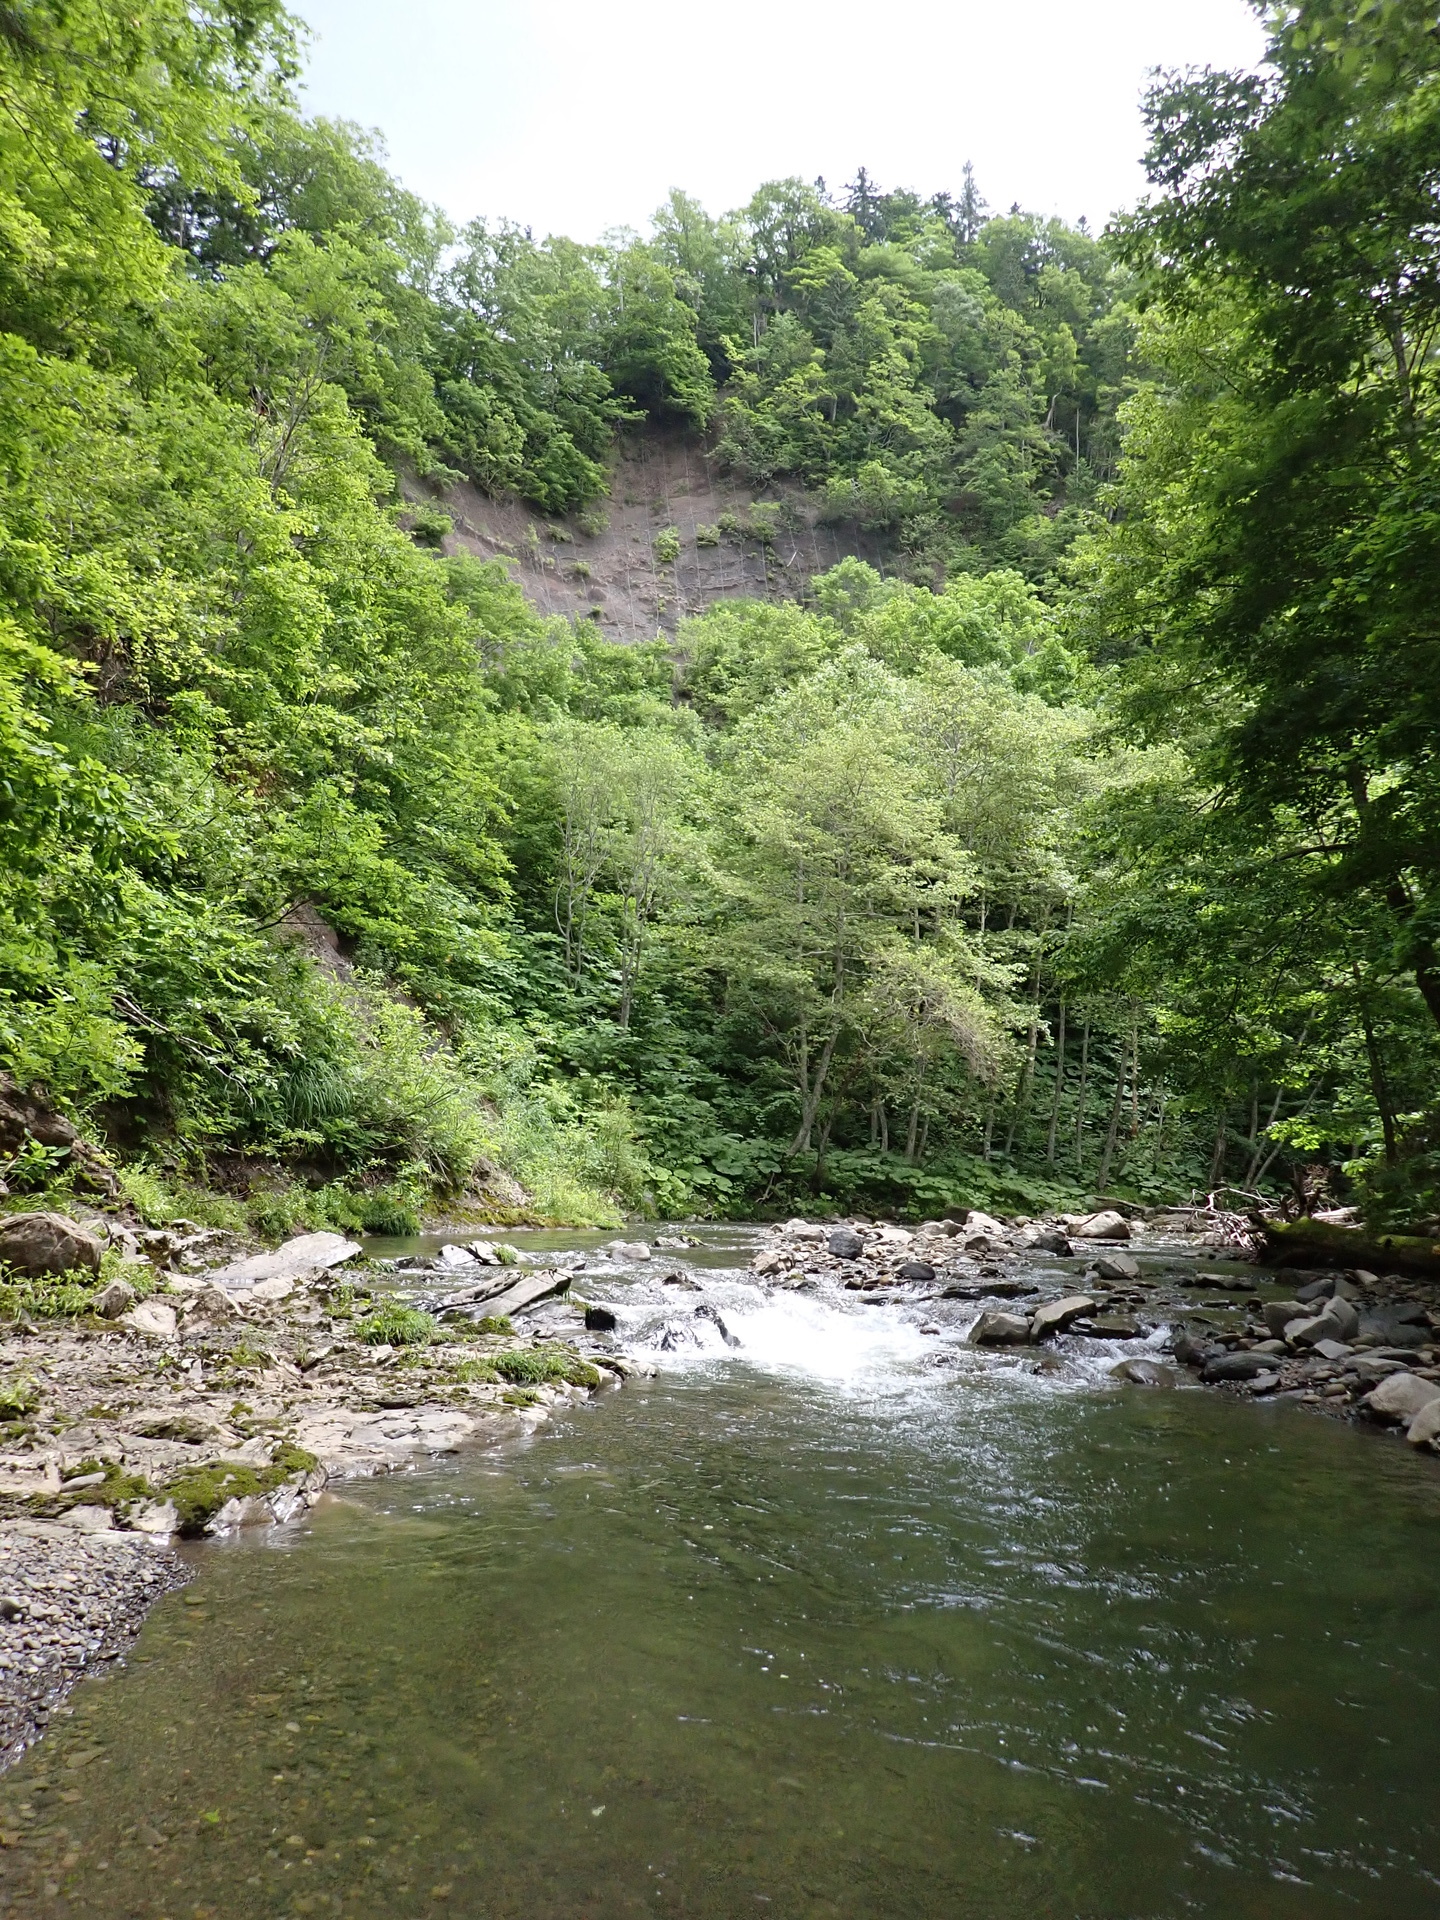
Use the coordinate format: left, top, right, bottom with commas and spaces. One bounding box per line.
1406, 1399, 1440, 1449
1030, 1294, 1096, 1340
120, 1299, 177, 1340
208, 1232, 360, 1291
92, 1277, 137, 1319
1071, 1210, 1131, 1242
751, 1247, 787, 1276
1021, 1226, 1073, 1256
896, 1260, 936, 1284
584, 1305, 617, 1332
1362, 1372, 1440, 1423
827, 1228, 864, 1259
1172, 1332, 1220, 1366
1110, 1358, 1176, 1387
464, 1241, 503, 1265
1201, 1351, 1277, 1382
1295, 1275, 1338, 1303
608, 1241, 651, 1260
0, 1212, 104, 1280
1090, 1251, 1139, 1282
968, 1310, 1031, 1346
1263, 1299, 1308, 1337
1080, 1312, 1142, 1337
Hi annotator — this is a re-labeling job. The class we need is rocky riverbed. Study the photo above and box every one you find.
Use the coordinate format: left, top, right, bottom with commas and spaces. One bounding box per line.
0, 1196, 1438, 1768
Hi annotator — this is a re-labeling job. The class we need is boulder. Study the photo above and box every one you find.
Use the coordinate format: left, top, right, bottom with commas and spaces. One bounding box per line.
1072, 1210, 1131, 1242
751, 1248, 787, 1276
827, 1228, 864, 1260
1406, 1400, 1440, 1449
584, 1305, 617, 1332
0, 1212, 104, 1280
91, 1277, 137, 1320
464, 1241, 503, 1265
968, 1310, 1031, 1347
1110, 1358, 1176, 1388
896, 1260, 936, 1285
1029, 1294, 1097, 1341
1362, 1372, 1440, 1423
965, 1211, 1006, 1238
1090, 1251, 1139, 1283
1201, 1351, 1278, 1383
0, 1078, 118, 1197
120, 1299, 177, 1340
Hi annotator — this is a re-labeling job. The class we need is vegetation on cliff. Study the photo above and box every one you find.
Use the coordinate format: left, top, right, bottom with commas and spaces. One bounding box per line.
2, 0, 1438, 1228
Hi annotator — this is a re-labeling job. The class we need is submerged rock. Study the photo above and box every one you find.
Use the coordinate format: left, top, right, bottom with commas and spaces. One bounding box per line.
584, 1305, 617, 1332
1110, 1358, 1176, 1388
1200, 1351, 1276, 1383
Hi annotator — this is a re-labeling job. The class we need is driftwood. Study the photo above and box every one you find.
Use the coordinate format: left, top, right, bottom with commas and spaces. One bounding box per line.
1257, 1216, 1440, 1278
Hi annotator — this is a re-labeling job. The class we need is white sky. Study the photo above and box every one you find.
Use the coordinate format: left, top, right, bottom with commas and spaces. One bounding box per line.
294, 0, 1268, 243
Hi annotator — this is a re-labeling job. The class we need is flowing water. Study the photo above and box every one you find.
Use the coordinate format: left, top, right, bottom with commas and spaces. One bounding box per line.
3, 1228, 1440, 1919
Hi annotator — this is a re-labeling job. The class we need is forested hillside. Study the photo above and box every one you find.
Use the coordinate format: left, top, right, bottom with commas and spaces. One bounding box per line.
3, 0, 1438, 1233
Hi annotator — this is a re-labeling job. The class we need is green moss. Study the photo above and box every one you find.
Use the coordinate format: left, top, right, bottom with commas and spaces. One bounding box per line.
357, 1303, 436, 1346
450, 1359, 499, 1384
501, 1387, 542, 1407
475, 1314, 514, 1336
164, 1445, 318, 1537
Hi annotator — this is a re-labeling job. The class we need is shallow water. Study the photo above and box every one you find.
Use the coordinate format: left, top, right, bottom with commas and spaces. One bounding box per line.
4, 1230, 1440, 1918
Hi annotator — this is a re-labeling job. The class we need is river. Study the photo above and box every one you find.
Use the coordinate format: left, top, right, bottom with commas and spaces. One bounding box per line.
1, 1226, 1438, 1917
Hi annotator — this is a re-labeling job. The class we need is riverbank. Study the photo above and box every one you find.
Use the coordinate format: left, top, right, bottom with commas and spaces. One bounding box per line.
0, 1214, 637, 1760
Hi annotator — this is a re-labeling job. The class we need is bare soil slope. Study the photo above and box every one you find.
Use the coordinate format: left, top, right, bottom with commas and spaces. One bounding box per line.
404, 423, 888, 640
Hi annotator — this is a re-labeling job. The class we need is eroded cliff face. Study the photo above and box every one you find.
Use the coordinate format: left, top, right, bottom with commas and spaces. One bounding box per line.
403, 422, 891, 639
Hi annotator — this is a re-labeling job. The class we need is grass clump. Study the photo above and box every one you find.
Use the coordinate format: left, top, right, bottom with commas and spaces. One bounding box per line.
491, 1346, 601, 1389
475, 1314, 514, 1336
450, 1359, 499, 1384
0, 1376, 39, 1420
357, 1302, 437, 1347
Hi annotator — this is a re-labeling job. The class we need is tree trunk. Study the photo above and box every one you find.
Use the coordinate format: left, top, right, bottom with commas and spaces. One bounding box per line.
1096, 1045, 1127, 1192
1073, 1019, 1090, 1174
1045, 1001, 1066, 1164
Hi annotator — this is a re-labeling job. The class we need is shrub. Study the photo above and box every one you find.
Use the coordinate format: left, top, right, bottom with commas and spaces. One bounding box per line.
408, 503, 453, 547
695, 524, 720, 547
652, 527, 681, 564
576, 507, 609, 538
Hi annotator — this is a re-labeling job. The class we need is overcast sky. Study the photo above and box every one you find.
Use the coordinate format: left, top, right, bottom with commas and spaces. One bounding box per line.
294, 0, 1268, 242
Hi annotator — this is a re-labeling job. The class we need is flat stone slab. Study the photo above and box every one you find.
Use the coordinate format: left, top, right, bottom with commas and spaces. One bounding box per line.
208, 1232, 360, 1291
472, 1270, 573, 1320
